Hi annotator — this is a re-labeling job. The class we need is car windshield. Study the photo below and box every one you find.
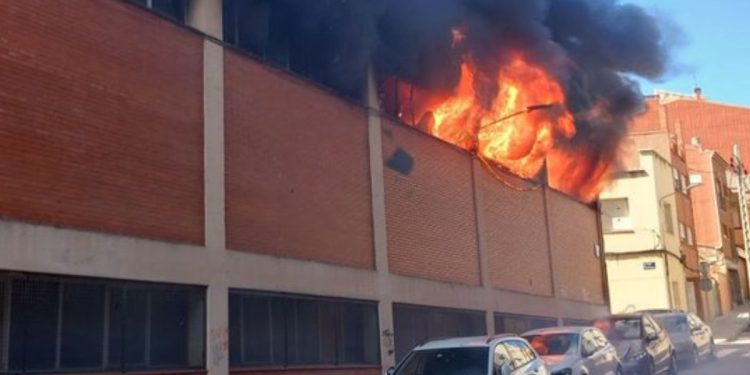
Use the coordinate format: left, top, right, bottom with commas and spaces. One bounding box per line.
522, 333, 579, 356
395, 348, 489, 375
595, 318, 641, 340
656, 315, 688, 333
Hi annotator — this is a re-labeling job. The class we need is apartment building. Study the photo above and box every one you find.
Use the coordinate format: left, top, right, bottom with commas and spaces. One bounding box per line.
599, 137, 700, 315
0, 1, 608, 375
686, 144, 748, 317
630, 91, 750, 318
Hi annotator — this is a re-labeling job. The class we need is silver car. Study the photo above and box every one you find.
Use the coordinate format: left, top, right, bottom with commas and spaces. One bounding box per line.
522, 327, 622, 375
387, 334, 550, 375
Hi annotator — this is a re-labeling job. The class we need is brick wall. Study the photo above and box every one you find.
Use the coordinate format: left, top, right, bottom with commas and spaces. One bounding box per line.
630, 99, 663, 133
478, 168, 553, 296
224, 50, 374, 269
546, 190, 605, 304
0, 0, 204, 244
637, 98, 750, 165
382, 121, 481, 285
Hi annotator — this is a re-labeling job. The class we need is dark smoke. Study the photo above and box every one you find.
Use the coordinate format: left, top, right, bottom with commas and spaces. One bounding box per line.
272, 0, 676, 173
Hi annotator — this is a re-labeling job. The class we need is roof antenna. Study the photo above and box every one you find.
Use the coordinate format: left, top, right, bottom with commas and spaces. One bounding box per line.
692, 75, 703, 100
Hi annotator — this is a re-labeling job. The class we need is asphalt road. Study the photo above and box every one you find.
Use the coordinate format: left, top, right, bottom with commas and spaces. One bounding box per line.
681, 329, 750, 375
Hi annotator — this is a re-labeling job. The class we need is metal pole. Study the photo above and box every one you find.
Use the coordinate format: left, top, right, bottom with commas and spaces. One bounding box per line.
733, 145, 750, 298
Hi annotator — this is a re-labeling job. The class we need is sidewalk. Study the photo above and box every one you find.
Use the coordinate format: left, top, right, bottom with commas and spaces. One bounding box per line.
710, 304, 750, 343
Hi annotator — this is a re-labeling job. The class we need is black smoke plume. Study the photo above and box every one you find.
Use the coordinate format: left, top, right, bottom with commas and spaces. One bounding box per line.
264, 0, 675, 178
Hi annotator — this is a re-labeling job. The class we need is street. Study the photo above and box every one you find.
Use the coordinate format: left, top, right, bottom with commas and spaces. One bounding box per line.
682, 328, 750, 375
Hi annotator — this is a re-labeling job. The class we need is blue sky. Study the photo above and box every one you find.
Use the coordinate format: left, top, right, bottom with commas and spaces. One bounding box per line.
625, 0, 750, 106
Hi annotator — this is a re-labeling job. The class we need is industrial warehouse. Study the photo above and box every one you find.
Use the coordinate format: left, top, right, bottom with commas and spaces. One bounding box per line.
0, 1, 607, 374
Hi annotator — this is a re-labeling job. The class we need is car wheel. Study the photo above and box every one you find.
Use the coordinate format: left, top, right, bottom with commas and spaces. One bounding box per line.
668, 354, 679, 375
690, 346, 700, 367
709, 340, 717, 361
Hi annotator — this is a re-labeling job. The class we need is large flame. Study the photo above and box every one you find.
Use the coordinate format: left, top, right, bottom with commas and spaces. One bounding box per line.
388, 53, 612, 202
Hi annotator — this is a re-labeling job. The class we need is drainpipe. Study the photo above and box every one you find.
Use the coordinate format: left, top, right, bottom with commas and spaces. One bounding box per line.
664, 251, 673, 309
595, 202, 611, 310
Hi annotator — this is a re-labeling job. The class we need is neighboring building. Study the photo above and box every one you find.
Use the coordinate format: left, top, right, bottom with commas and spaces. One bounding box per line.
0, 2, 608, 375
686, 144, 749, 316
631, 90, 750, 318
641, 89, 750, 166
599, 136, 699, 316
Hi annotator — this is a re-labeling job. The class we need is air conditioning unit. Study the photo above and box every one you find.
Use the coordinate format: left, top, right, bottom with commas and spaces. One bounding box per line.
689, 173, 703, 186
611, 217, 633, 231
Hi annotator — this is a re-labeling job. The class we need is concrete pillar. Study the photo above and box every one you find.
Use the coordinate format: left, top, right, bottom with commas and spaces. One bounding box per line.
542, 186, 563, 323
366, 68, 396, 369
201, 30, 228, 375
471, 158, 496, 335
187, 0, 223, 39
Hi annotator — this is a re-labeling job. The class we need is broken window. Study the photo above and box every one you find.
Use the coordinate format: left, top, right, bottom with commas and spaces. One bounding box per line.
130, 0, 189, 23
222, 0, 367, 100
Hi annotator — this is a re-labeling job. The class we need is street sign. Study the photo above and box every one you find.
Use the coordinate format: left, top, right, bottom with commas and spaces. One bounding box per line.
700, 278, 713, 292
643, 262, 656, 270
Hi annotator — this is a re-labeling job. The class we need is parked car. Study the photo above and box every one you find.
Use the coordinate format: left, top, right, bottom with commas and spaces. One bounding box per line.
387, 335, 550, 375
522, 326, 622, 375
593, 314, 678, 375
653, 312, 715, 366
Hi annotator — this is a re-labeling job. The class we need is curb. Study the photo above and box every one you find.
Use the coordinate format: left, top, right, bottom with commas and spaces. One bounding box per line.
719, 322, 750, 344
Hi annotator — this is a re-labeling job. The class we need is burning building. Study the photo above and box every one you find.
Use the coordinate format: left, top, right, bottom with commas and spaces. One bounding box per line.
0, 1, 672, 375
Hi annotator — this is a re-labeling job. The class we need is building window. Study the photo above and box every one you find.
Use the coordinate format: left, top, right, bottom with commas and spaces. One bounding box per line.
672, 168, 681, 191
228, 291, 379, 368
687, 227, 695, 246
716, 179, 727, 210
681, 174, 689, 194
663, 203, 674, 234
130, 0, 190, 23
679, 222, 687, 242
600, 198, 633, 233
393, 304, 486, 361
494, 313, 557, 335
221, 0, 366, 100
0, 273, 205, 373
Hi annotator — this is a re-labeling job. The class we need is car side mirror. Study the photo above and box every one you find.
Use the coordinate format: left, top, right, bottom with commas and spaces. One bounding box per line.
386, 367, 395, 375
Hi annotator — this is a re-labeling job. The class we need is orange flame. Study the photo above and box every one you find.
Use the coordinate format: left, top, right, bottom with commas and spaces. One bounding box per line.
392, 53, 613, 202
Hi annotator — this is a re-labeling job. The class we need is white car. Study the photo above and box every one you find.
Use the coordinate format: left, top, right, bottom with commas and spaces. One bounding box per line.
387, 334, 550, 375
522, 327, 622, 375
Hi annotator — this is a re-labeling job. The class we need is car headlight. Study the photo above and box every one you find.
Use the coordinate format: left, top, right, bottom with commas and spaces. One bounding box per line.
552, 369, 572, 375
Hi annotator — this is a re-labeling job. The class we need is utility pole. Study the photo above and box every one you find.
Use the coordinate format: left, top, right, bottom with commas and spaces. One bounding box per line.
732, 144, 750, 294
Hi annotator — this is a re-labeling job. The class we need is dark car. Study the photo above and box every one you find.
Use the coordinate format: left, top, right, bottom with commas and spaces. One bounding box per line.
653, 312, 715, 367
594, 314, 678, 375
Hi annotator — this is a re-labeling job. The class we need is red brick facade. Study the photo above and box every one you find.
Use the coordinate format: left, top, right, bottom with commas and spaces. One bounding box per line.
224, 50, 375, 269
634, 96, 750, 163
0, 0, 606, 293
547, 190, 605, 304
478, 170, 553, 296
381, 120, 481, 285
0, 0, 205, 244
